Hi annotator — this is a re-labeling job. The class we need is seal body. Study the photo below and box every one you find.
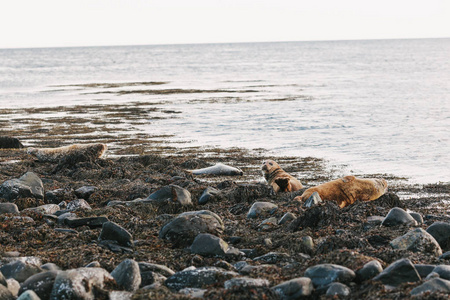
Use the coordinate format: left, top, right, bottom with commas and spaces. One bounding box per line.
190, 163, 243, 176
27, 143, 107, 163
262, 160, 303, 193
297, 175, 388, 208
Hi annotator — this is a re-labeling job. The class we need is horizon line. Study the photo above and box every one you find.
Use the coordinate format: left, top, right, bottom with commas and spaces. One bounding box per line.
1, 36, 449, 51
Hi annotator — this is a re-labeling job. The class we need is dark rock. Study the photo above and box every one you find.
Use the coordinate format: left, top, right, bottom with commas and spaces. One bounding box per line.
49, 267, 113, 300
64, 216, 109, 228
0, 136, 24, 149
0, 203, 19, 214
111, 259, 141, 292
17, 290, 41, 300
140, 271, 167, 288
432, 265, 450, 280
409, 212, 423, 225
439, 251, 450, 260
304, 264, 355, 287
390, 228, 442, 256
159, 210, 224, 247
414, 264, 436, 278
356, 260, 383, 282
198, 187, 219, 205
19, 270, 59, 300
381, 207, 418, 227
426, 222, 450, 251
0, 172, 44, 201
247, 201, 278, 218
54, 228, 78, 234
0, 260, 42, 282
373, 258, 421, 286
146, 184, 192, 206
164, 266, 238, 291
373, 192, 404, 208
272, 277, 314, 299
98, 221, 133, 247
303, 191, 322, 208
278, 212, 296, 225
410, 278, 450, 296
224, 277, 269, 289
326, 282, 351, 296
218, 183, 275, 203
66, 199, 92, 211
289, 201, 340, 231
190, 233, 240, 257
253, 252, 293, 264
74, 185, 97, 200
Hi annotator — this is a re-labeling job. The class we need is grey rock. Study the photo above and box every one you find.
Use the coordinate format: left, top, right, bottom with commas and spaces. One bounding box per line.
66, 199, 92, 211
303, 191, 322, 208
45, 188, 72, 205
198, 187, 219, 205
414, 264, 436, 278
0, 172, 44, 201
190, 233, 239, 257
300, 236, 314, 253
304, 264, 355, 287
439, 251, 450, 260
98, 221, 133, 247
326, 282, 350, 296
0, 136, 24, 149
247, 201, 277, 219
57, 212, 76, 225
50, 267, 113, 300
432, 265, 450, 280
278, 212, 296, 225
74, 185, 97, 200
373, 258, 421, 286
178, 287, 206, 298
224, 277, 269, 289
140, 271, 167, 288
138, 262, 175, 277
390, 228, 442, 256
111, 259, 141, 292
64, 216, 109, 228
0, 203, 19, 214
258, 217, 278, 231
382, 207, 418, 227
159, 210, 224, 247
253, 252, 293, 264
19, 270, 59, 300
240, 264, 275, 275
24, 204, 60, 215
17, 290, 41, 300
409, 212, 423, 225
356, 260, 383, 282
0, 284, 14, 300
410, 278, 450, 296
272, 277, 314, 299
146, 184, 192, 206
0, 260, 42, 282
6, 278, 20, 296
164, 266, 238, 291
426, 222, 450, 251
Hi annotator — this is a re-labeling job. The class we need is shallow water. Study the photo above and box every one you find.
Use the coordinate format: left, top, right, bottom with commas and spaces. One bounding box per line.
0, 39, 449, 183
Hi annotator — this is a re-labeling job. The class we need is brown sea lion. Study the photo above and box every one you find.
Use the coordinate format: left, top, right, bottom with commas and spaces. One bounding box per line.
27, 143, 107, 163
262, 160, 304, 193
295, 175, 388, 208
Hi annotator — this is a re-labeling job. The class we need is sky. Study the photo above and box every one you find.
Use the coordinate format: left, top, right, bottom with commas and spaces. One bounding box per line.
0, 0, 449, 49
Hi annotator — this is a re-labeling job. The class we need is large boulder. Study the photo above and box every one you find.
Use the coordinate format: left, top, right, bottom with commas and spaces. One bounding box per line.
0, 172, 44, 201
373, 258, 421, 286
159, 210, 224, 247
390, 228, 442, 256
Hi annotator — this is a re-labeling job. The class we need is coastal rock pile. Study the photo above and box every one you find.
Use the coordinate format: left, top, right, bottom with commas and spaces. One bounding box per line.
0, 146, 450, 299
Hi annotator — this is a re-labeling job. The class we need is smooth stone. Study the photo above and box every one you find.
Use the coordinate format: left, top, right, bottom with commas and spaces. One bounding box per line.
111, 259, 141, 292
98, 221, 133, 247
272, 277, 314, 299
303, 191, 322, 208
145, 184, 192, 206
0, 260, 42, 283
17, 290, 41, 300
426, 222, 450, 251
64, 216, 109, 228
304, 264, 355, 287
24, 204, 60, 215
190, 233, 239, 257
138, 262, 175, 277
0, 284, 14, 300
0, 172, 44, 201
19, 270, 59, 299
382, 207, 417, 227
198, 187, 219, 205
300, 236, 314, 253
373, 258, 421, 286
66, 199, 92, 211
6, 278, 20, 296
432, 265, 450, 280
390, 228, 442, 256
409, 212, 423, 225
189, 163, 243, 176
159, 210, 224, 247
326, 282, 350, 296
164, 267, 238, 291
247, 201, 278, 219
356, 260, 383, 282
410, 278, 450, 296
224, 277, 270, 289
278, 212, 296, 225
0, 203, 19, 214
414, 264, 436, 278
0, 136, 24, 149
49, 268, 113, 300
258, 217, 278, 231
253, 252, 293, 264
74, 185, 97, 199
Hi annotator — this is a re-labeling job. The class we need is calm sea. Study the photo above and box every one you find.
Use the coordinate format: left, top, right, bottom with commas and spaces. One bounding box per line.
0, 39, 449, 184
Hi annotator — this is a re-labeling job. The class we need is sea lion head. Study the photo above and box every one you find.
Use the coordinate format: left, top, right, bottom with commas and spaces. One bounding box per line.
261, 160, 281, 176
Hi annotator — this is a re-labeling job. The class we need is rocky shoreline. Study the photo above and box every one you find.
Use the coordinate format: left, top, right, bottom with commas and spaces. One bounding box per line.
0, 143, 450, 299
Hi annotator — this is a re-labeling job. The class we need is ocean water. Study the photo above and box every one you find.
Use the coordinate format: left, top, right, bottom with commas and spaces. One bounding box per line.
0, 39, 449, 183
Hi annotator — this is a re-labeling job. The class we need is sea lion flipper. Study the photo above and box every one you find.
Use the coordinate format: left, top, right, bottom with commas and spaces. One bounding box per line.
275, 177, 291, 192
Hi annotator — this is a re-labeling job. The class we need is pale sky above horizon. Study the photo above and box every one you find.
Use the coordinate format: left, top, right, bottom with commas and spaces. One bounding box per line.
0, 0, 449, 49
